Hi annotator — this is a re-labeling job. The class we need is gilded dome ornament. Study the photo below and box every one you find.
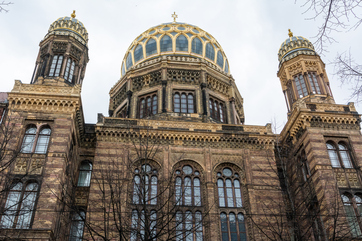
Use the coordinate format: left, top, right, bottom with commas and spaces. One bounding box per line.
71, 10, 76, 18
288, 29, 293, 37
172, 12, 178, 23
120, 22, 229, 77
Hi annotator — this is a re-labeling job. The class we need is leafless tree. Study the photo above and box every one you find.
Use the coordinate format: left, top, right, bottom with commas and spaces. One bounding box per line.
52, 124, 212, 241
0, 1, 13, 13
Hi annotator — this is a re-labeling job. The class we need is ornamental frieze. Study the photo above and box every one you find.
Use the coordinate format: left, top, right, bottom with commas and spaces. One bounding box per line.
52, 41, 68, 53
11, 80, 81, 95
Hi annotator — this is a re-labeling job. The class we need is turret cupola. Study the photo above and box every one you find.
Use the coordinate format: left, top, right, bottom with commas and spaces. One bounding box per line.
31, 11, 89, 86
277, 30, 334, 114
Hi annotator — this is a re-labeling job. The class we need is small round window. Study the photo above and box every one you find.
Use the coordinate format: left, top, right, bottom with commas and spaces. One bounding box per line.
182, 165, 193, 175
222, 168, 232, 177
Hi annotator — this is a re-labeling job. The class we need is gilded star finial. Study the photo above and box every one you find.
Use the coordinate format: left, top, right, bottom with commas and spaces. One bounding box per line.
71, 10, 76, 18
288, 29, 293, 37
172, 12, 178, 23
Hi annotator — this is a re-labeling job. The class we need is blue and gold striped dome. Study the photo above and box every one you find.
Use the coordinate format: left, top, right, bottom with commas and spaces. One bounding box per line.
278, 30, 316, 64
121, 22, 229, 77
44, 11, 88, 46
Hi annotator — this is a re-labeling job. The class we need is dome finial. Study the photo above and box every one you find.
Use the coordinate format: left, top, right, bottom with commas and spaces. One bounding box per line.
288, 29, 293, 37
71, 10, 76, 18
172, 12, 178, 23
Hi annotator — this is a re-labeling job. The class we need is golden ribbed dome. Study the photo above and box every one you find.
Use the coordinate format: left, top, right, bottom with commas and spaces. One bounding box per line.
44, 11, 88, 46
278, 33, 316, 64
121, 22, 229, 77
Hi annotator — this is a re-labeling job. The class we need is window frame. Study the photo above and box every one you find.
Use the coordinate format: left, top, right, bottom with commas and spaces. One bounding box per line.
64, 57, 76, 83
220, 212, 247, 241
326, 140, 354, 169
217, 168, 243, 208
173, 91, 195, 114
0, 181, 40, 229
341, 192, 362, 237
138, 92, 158, 118
77, 161, 93, 187
174, 164, 202, 207
209, 96, 226, 123
132, 164, 158, 205
69, 210, 86, 241
49, 54, 64, 77
175, 210, 204, 241
20, 125, 52, 154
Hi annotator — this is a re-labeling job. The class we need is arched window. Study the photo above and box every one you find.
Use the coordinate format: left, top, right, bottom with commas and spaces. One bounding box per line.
217, 168, 242, 208
326, 142, 353, 168
220, 212, 247, 241
64, 58, 76, 83
134, 44, 144, 63
69, 211, 86, 241
21, 126, 37, 153
217, 51, 224, 68
34, 127, 51, 154
341, 193, 362, 237
175, 164, 202, 206
0, 182, 38, 229
174, 92, 195, 114
49, 55, 63, 77
130, 209, 157, 241
126, 52, 133, 70
139, 93, 158, 118
294, 74, 308, 98
224, 61, 229, 73
205, 43, 215, 61
146, 38, 157, 57
133, 164, 158, 205
160, 35, 172, 52
21, 125, 51, 154
175, 211, 203, 241
192, 38, 203, 55
308, 72, 321, 94
209, 97, 226, 123
176, 35, 188, 52
77, 161, 93, 187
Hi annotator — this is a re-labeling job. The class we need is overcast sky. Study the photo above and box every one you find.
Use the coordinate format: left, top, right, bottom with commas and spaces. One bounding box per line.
1, 0, 361, 133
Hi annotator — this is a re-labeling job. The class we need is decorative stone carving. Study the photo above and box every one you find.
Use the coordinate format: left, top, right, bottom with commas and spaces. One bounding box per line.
207, 74, 229, 96
52, 41, 68, 53
335, 171, 348, 187
132, 71, 162, 92
70, 45, 82, 60
40, 44, 49, 56
29, 159, 43, 175
167, 69, 200, 85
13, 159, 27, 174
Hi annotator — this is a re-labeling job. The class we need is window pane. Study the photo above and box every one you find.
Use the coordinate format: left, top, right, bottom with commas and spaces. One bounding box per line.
185, 177, 192, 205
238, 213, 247, 241
160, 35, 172, 52
176, 211, 183, 241
133, 175, 140, 204
140, 99, 145, 118
220, 213, 229, 241
205, 43, 215, 61
146, 38, 157, 56
234, 180, 242, 207
181, 94, 187, 113
126, 52, 133, 70
69, 212, 85, 241
131, 210, 138, 241
152, 95, 158, 115
185, 211, 193, 241
217, 51, 224, 68
17, 185, 38, 229
218, 179, 225, 207
176, 35, 188, 52
54, 55, 63, 77
150, 176, 157, 205
229, 213, 238, 241
327, 143, 341, 168
35, 127, 51, 154
176, 177, 182, 205
194, 178, 201, 206
188, 94, 194, 113
134, 44, 144, 63
1, 183, 22, 228
192, 38, 203, 55
174, 93, 180, 112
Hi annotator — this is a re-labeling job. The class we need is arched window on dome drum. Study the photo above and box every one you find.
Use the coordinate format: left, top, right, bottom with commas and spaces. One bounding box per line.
326, 141, 353, 168
176, 35, 188, 52
308, 72, 321, 94
205, 43, 215, 61
294, 74, 308, 98
220, 212, 247, 241
192, 37, 203, 55
160, 35, 173, 52
77, 161, 93, 187
64, 58, 75, 83
217, 168, 242, 208
49, 55, 63, 77
126, 52, 133, 70
209, 97, 226, 123
217, 51, 224, 68
134, 44, 144, 63
121, 63, 126, 76
146, 38, 157, 57
174, 92, 195, 113
175, 165, 202, 206
341, 193, 362, 237
139, 93, 158, 118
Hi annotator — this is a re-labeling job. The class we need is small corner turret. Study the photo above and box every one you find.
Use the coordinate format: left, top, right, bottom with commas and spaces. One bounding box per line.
30, 11, 89, 87
277, 30, 334, 115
